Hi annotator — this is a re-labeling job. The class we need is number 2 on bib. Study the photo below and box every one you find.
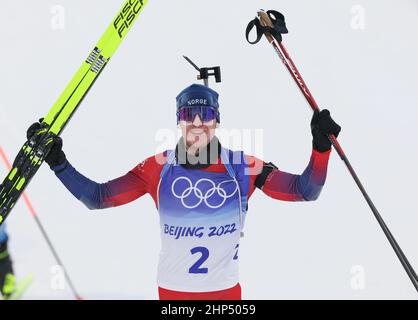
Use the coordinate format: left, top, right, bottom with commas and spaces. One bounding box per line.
189, 247, 209, 274
188, 244, 240, 274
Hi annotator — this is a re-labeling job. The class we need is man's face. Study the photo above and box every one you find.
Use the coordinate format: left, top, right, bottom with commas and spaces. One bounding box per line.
179, 114, 218, 150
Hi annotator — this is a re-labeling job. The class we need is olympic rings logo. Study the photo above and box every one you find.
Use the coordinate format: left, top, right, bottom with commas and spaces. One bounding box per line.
171, 177, 238, 209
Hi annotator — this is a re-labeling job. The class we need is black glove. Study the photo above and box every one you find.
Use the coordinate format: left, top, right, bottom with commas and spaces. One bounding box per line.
310, 109, 341, 152
26, 120, 67, 168
26, 119, 43, 141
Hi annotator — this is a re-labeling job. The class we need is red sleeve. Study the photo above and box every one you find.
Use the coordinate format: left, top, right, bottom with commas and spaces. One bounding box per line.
244, 154, 265, 201
129, 152, 167, 209
262, 149, 331, 201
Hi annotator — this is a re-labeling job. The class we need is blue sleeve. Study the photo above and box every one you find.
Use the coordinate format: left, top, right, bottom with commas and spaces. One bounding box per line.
51, 160, 147, 210
262, 149, 331, 202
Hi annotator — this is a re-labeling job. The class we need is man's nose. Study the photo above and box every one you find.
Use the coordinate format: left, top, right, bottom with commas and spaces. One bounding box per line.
192, 114, 203, 126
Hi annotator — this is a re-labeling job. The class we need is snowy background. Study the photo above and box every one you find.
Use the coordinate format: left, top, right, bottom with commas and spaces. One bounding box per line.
0, 0, 417, 299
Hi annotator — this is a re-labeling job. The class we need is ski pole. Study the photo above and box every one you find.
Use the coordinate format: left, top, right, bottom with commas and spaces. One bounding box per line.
0, 145, 82, 300
246, 10, 418, 293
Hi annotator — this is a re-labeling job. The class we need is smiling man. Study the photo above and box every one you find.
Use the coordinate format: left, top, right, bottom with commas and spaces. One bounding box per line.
28, 83, 340, 300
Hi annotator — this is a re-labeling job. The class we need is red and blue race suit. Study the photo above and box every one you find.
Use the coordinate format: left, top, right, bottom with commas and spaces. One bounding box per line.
50, 144, 331, 293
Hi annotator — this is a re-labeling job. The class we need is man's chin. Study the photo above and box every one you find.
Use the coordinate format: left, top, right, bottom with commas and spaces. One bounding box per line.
186, 136, 209, 149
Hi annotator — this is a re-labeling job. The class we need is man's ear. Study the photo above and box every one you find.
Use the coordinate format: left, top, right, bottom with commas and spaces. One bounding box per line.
216, 122, 220, 128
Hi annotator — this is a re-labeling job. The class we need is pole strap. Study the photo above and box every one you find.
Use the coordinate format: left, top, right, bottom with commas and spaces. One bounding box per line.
246, 10, 288, 44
